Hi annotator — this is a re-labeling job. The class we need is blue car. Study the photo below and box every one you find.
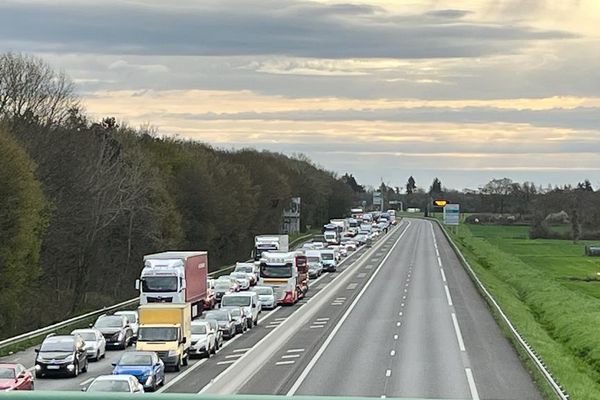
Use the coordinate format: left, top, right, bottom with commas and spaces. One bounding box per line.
112, 351, 165, 392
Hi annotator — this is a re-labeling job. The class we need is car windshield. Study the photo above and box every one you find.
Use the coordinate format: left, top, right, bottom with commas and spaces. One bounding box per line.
137, 327, 178, 341
236, 266, 253, 273
227, 308, 241, 317
117, 312, 137, 323
322, 253, 334, 260
40, 338, 73, 352
222, 296, 251, 307
307, 257, 320, 263
253, 287, 273, 295
261, 265, 292, 278
118, 353, 153, 366
191, 324, 207, 334
204, 311, 229, 321
76, 332, 97, 341
0, 368, 15, 379
95, 316, 123, 328
215, 282, 231, 290
87, 380, 131, 392
142, 276, 177, 292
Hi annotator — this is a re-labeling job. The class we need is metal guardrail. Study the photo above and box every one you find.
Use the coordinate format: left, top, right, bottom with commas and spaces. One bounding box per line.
431, 218, 570, 400
0, 233, 316, 355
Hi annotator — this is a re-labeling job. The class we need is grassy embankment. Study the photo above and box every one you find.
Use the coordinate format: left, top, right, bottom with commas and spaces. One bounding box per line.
446, 223, 600, 399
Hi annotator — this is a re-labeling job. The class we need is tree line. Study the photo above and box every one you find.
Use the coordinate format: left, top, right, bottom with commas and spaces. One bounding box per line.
0, 53, 354, 338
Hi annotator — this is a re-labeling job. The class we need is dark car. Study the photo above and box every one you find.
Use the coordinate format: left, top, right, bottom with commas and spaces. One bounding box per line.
213, 280, 235, 303
93, 315, 133, 349
34, 334, 88, 378
201, 310, 236, 339
220, 306, 248, 334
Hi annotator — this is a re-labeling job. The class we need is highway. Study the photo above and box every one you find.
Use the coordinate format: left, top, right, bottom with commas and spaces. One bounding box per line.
1, 219, 543, 399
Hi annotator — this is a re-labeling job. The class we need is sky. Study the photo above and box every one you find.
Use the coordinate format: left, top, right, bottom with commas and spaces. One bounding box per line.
1, 0, 599, 190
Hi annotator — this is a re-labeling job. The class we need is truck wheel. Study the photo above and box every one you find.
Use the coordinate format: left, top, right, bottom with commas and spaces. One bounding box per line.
173, 359, 181, 372
247, 318, 253, 329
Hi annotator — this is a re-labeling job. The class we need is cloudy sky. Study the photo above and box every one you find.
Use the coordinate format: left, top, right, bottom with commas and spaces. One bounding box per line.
2, 0, 599, 190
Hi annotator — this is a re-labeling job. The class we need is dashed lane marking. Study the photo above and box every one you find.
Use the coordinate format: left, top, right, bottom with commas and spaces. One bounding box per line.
281, 354, 301, 359
276, 360, 295, 366
287, 349, 305, 353
217, 360, 236, 365
346, 283, 358, 290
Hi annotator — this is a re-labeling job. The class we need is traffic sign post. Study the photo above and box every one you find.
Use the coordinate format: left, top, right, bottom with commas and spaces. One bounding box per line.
443, 204, 460, 226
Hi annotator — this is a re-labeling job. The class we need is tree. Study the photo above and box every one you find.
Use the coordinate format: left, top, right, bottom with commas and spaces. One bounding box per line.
430, 178, 442, 195
576, 180, 593, 192
0, 52, 78, 125
0, 128, 47, 335
341, 173, 365, 193
480, 178, 514, 213
406, 176, 416, 195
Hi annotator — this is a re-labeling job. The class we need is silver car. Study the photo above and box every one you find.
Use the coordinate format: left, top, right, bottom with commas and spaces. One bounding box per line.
252, 286, 276, 309
71, 328, 106, 361
114, 311, 139, 340
84, 375, 144, 393
229, 272, 250, 290
190, 321, 216, 358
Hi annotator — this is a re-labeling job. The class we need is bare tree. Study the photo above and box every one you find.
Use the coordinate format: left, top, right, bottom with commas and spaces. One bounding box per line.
0, 52, 78, 125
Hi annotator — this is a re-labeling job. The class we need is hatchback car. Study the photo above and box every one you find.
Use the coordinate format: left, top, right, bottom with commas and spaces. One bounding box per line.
84, 374, 144, 393
229, 272, 250, 290
190, 321, 216, 358
71, 328, 106, 361
0, 364, 34, 391
252, 286, 276, 309
112, 351, 165, 392
202, 310, 236, 339
204, 319, 223, 350
114, 311, 139, 340
35, 334, 88, 378
93, 314, 133, 349
220, 306, 248, 334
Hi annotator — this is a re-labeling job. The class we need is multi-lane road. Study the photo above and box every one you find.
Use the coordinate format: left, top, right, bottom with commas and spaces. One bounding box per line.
2, 218, 543, 399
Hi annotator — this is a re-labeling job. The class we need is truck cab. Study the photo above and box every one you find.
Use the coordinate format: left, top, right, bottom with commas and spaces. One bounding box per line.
318, 249, 337, 272
259, 252, 305, 305
252, 235, 289, 263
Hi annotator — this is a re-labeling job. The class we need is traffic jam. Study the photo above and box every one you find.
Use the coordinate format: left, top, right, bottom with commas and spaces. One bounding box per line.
1, 209, 397, 394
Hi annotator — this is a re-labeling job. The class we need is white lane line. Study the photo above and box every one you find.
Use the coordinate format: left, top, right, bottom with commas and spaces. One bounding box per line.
287, 349, 305, 353
274, 317, 287, 321
233, 348, 250, 353
309, 325, 324, 329
393, 335, 398, 340
80, 377, 95, 386
437, 256, 442, 267
346, 283, 358, 290
335, 297, 347, 300
444, 285, 453, 306
312, 320, 327, 325
401, 303, 405, 307
357, 272, 367, 278
365, 265, 374, 269
398, 312, 403, 316
316, 318, 330, 321
396, 321, 401, 327
451, 313, 466, 352
402, 295, 406, 300
287, 222, 412, 396
281, 354, 301, 359
217, 360, 236, 365
385, 369, 392, 377
465, 368, 480, 400
390, 350, 396, 356
225, 354, 243, 358
157, 306, 281, 392
435, 248, 440, 257
440, 268, 447, 283
276, 360, 295, 365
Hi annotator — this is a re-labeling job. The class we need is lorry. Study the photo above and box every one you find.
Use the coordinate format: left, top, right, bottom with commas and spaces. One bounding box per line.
330, 219, 349, 232
136, 304, 192, 372
350, 208, 364, 220
252, 235, 289, 263
259, 251, 308, 305
323, 222, 344, 245
137, 251, 213, 318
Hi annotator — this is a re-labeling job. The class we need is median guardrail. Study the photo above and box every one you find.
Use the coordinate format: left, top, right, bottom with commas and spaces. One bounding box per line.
431, 218, 569, 400
0, 232, 316, 357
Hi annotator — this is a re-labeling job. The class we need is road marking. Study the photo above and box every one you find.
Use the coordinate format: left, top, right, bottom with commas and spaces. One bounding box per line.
309, 325, 324, 329
393, 334, 398, 340
404, 289, 408, 293
217, 360, 236, 365
396, 321, 401, 327
225, 354, 243, 358
437, 256, 442, 267
233, 348, 250, 353
465, 368, 480, 400
451, 313, 466, 352
435, 248, 440, 257
404, 283, 409, 287
357, 273, 366, 278
444, 285, 453, 306
401, 303, 405, 307
440, 268, 447, 282
276, 360, 296, 365
281, 354, 301, 359
287, 349, 305, 353
287, 222, 412, 396
402, 295, 406, 300
158, 305, 282, 393
390, 350, 396, 356
312, 321, 327, 325
316, 318, 330, 321
365, 265, 374, 269
80, 377, 95, 386
385, 369, 392, 377
398, 312, 403, 316
274, 317, 287, 321
335, 297, 347, 300
346, 283, 358, 290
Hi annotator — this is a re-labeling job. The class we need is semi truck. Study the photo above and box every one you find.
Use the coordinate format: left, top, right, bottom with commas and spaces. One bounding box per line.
259, 251, 308, 305
252, 235, 289, 262
136, 251, 214, 318
136, 304, 192, 372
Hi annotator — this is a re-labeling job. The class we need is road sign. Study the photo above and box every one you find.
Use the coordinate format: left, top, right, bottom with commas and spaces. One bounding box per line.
443, 204, 460, 225
373, 191, 382, 205
433, 199, 448, 207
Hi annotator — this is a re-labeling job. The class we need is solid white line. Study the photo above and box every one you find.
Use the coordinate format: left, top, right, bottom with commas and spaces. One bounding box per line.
286, 348, 305, 353
276, 360, 295, 365
286, 222, 412, 396
444, 285, 453, 306
465, 368, 480, 400
385, 369, 392, 377
217, 360, 236, 365
80, 377, 95, 386
390, 350, 396, 356
451, 312, 466, 351
440, 268, 447, 282
281, 354, 301, 359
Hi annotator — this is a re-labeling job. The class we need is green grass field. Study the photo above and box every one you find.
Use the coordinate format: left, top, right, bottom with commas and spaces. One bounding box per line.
446, 223, 600, 399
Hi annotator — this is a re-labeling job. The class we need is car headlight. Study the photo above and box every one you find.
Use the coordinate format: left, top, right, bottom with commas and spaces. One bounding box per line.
145, 375, 153, 384
65, 355, 75, 362
167, 350, 177, 357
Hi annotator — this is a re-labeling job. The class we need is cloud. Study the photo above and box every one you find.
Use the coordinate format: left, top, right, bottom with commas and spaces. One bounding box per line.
0, 0, 576, 59
425, 9, 472, 19
107, 60, 169, 73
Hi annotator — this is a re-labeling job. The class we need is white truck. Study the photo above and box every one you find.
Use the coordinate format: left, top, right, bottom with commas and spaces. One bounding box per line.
330, 219, 348, 232
259, 251, 308, 305
252, 235, 289, 263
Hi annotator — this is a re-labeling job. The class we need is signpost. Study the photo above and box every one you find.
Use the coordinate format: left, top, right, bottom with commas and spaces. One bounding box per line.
443, 204, 460, 226
373, 191, 383, 211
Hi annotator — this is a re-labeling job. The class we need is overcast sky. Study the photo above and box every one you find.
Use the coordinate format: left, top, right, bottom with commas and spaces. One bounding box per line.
2, 0, 599, 190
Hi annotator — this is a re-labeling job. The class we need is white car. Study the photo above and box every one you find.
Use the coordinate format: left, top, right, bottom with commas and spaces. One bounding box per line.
190, 321, 216, 358
221, 292, 261, 328
114, 311, 139, 339
229, 272, 250, 290
71, 328, 106, 361
251, 286, 276, 309
84, 374, 144, 393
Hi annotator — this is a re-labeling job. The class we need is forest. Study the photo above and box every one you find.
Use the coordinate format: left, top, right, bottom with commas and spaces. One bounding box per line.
0, 53, 354, 338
